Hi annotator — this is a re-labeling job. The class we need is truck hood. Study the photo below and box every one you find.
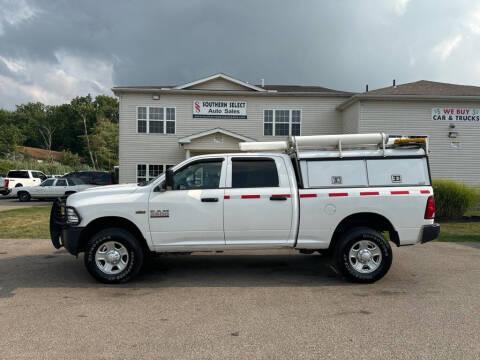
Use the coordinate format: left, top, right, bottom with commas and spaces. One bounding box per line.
82, 183, 139, 194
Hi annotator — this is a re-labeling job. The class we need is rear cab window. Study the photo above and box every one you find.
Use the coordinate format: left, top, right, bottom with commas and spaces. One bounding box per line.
231, 158, 279, 188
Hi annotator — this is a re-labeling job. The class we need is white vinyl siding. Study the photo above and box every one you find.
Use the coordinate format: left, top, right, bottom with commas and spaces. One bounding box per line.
119, 92, 346, 183
264, 109, 301, 136
357, 100, 480, 185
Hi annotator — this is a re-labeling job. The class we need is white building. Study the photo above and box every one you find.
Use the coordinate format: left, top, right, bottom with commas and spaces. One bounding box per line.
113, 73, 480, 185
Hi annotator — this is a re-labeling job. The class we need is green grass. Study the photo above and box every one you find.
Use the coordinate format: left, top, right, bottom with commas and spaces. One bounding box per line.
0, 206, 479, 242
435, 221, 480, 242
0, 206, 51, 239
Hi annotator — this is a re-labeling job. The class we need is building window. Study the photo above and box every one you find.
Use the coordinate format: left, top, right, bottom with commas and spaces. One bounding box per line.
149, 107, 164, 133
166, 108, 176, 134
263, 109, 301, 136
137, 106, 176, 134
137, 164, 176, 182
264, 110, 273, 135
137, 164, 147, 182
137, 107, 147, 133
292, 110, 301, 136
148, 164, 164, 179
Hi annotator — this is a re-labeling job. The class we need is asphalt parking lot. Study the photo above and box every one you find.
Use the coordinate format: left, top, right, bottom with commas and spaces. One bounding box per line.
0, 239, 479, 359
0, 197, 52, 211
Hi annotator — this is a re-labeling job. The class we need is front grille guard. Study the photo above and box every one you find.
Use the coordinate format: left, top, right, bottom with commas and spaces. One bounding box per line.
50, 197, 67, 249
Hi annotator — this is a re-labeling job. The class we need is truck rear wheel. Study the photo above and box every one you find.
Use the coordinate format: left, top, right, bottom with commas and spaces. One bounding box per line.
84, 228, 144, 284
334, 227, 392, 283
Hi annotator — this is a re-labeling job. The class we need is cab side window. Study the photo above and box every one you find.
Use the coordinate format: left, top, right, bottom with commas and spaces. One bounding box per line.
173, 160, 223, 190
231, 158, 279, 188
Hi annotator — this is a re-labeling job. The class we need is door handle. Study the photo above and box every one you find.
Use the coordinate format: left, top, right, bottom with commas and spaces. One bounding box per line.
201, 197, 219, 202
270, 196, 287, 201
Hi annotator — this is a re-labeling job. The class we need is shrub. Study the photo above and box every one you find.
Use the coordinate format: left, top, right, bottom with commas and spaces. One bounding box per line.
60, 150, 82, 167
432, 179, 478, 219
0, 158, 92, 176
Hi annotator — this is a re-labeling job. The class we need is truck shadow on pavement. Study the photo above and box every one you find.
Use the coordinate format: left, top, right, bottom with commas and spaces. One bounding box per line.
0, 252, 347, 298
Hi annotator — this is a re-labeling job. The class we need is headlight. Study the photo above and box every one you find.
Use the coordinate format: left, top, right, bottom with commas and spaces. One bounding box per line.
66, 207, 81, 225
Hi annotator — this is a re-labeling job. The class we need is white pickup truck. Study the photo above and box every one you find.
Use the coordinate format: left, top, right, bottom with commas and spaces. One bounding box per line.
1, 170, 48, 196
50, 133, 439, 284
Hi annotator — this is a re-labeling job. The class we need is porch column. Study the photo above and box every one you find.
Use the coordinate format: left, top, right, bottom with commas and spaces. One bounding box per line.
185, 149, 190, 159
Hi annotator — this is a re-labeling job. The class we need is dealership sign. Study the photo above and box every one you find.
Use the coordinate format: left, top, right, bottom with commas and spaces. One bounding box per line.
193, 100, 247, 119
432, 108, 480, 122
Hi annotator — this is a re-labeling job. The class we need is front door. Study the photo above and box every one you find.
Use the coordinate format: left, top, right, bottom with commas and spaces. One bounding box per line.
149, 158, 226, 248
224, 156, 293, 245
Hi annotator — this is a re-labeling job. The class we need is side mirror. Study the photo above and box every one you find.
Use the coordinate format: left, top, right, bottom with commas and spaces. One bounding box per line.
165, 169, 174, 190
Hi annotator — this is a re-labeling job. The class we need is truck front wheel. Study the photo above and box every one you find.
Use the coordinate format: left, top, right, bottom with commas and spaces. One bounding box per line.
334, 227, 392, 283
84, 228, 144, 284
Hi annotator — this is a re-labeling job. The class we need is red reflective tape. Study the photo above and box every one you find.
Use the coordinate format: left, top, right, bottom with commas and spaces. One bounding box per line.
360, 191, 379, 196
329, 192, 348, 197
271, 194, 291, 198
300, 193, 317, 198
224, 195, 230, 200
241, 195, 260, 199
420, 190, 430, 194
391, 190, 409, 195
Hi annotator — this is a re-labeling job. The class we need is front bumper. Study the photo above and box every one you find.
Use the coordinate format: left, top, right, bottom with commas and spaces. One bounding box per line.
50, 198, 84, 255
420, 223, 440, 243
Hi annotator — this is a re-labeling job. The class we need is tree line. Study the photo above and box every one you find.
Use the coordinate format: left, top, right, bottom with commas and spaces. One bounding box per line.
0, 94, 119, 171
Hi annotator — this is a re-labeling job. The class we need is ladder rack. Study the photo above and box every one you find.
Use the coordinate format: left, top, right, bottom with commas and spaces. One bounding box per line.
238, 133, 429, 156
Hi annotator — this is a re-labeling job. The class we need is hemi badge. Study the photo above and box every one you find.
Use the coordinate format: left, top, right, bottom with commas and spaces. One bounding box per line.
136, 210, 146, 214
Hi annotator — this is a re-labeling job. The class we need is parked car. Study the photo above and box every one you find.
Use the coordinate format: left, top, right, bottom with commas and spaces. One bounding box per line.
63, 171, 117, 186
1, 170, 47, 195
15, 177, 93, 202
50, 133, 439, 284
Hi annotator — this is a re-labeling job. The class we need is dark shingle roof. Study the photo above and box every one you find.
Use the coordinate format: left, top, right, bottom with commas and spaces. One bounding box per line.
364, 80, 480, 96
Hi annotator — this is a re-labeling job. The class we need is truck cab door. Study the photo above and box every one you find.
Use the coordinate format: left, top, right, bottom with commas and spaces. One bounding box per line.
224, 156, 293, 246
148, 158, 226, 249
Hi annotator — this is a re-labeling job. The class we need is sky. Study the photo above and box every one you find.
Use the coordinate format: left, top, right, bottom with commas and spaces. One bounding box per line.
0, 0, 479, 109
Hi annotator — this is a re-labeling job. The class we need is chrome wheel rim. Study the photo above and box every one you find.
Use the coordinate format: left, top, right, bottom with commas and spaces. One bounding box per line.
348, 240, 382, 274
95, 241, 129, 275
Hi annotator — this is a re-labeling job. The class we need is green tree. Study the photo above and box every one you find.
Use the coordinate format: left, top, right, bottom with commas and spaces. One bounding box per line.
15, 102, 48, 149
71, 95, 96, 169
0, 110, 24, 156
94, 95, 119, 123
90, 117, 119, 170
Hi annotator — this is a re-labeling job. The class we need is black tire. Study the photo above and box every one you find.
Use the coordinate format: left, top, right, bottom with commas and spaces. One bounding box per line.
333, 227, 392, 283
84, 228, 144, 284
15, 183, 23, 187
18, 191, 31, 202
